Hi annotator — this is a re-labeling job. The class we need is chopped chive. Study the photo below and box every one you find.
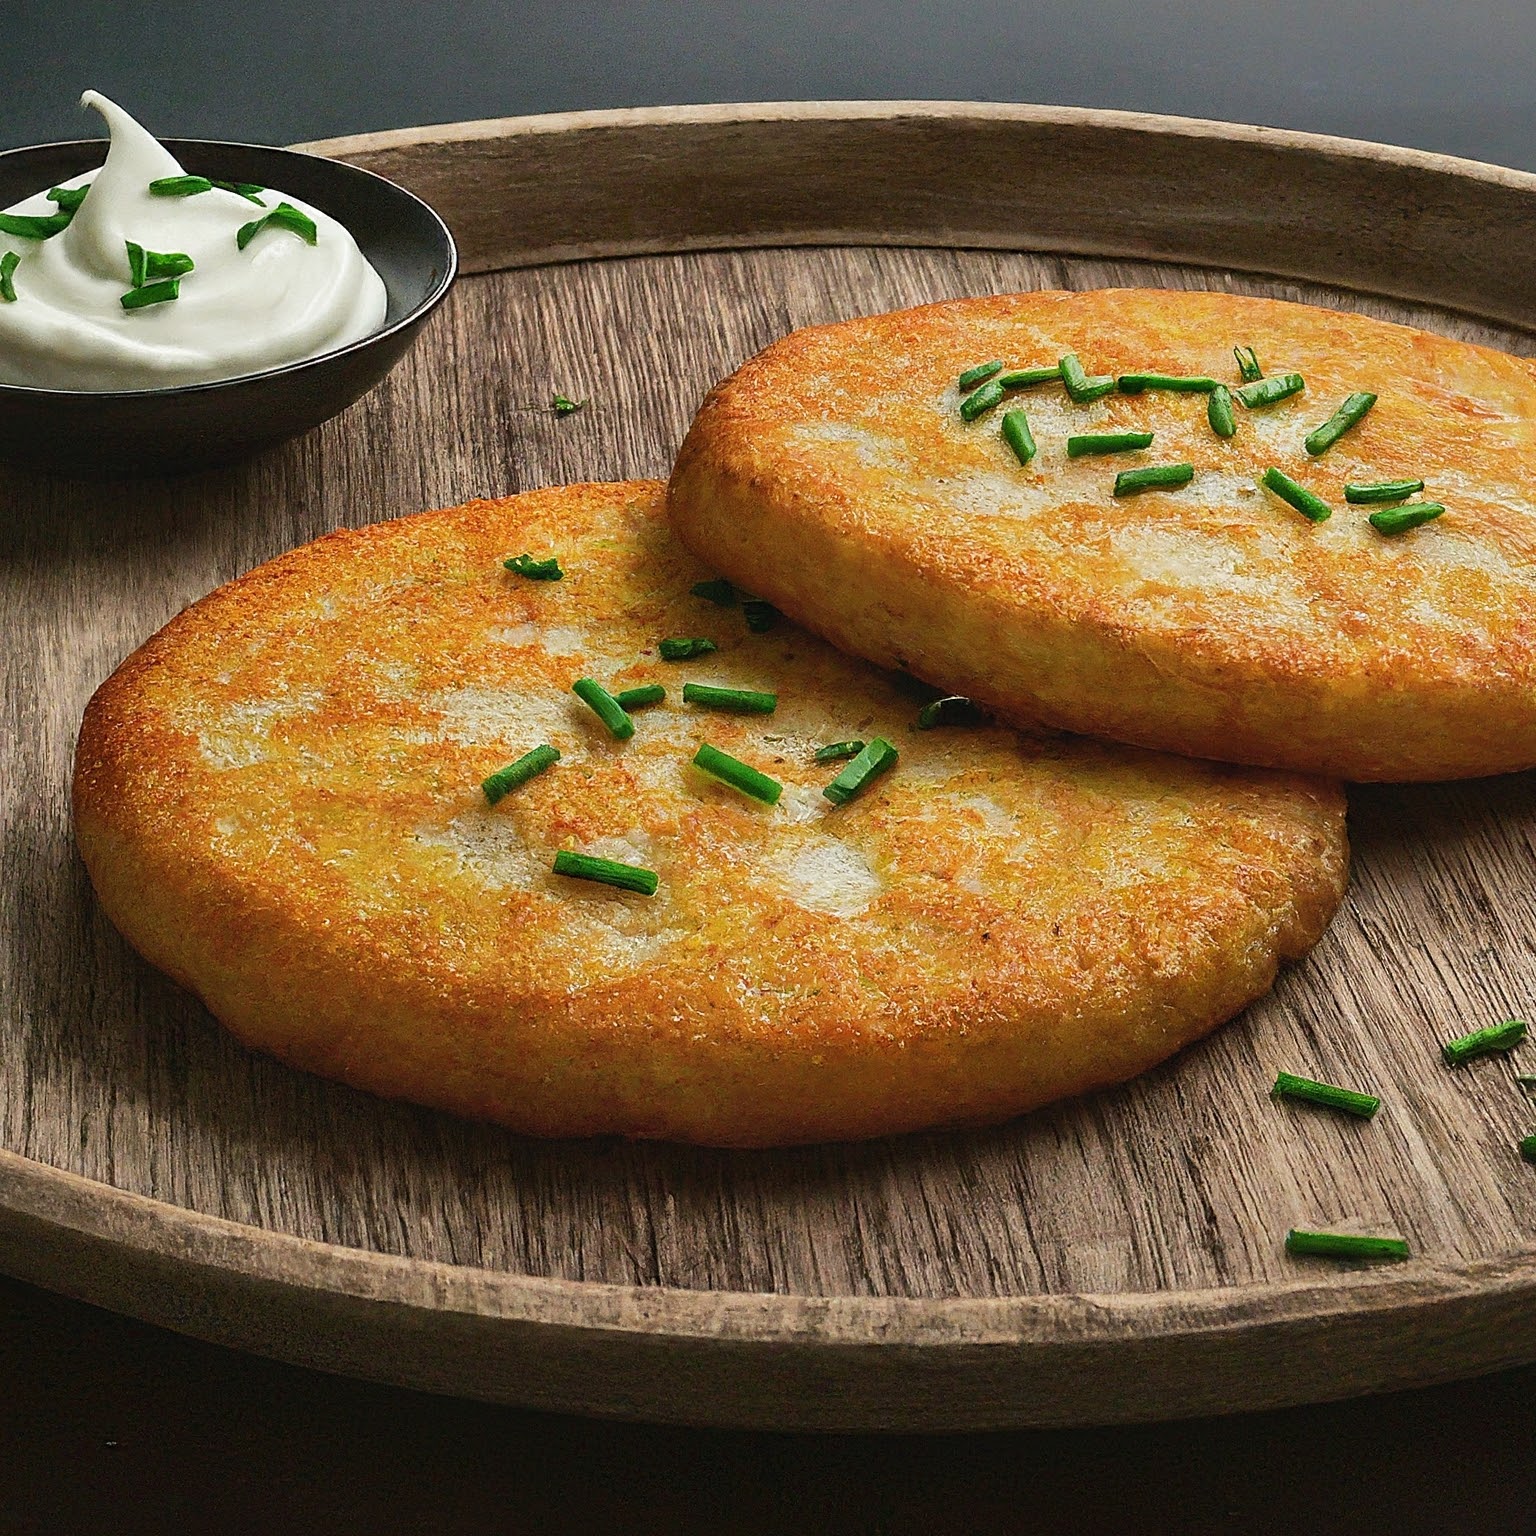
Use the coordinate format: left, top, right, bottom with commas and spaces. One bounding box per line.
998, 364, 1062, 389
211, 178, 267, 205
1234, 346, 1263, 383
1207, 383, 1236, 439
613, 684, 665, 710
823, 736, 898, 805
959, 378, 1006, 421
1345, 478, 1425, 505
743, 599, 780, 633
236, 200, 318, 251
682, 682, 777, 714
127, 240, 193, 287
1261, 467, 1332, 523
1067, 430, 1154, 458
1369, 503, 1445, 536
552, 849, 658, 896
0, 251, 17, 304
815, 739, 865, 763
1272, 1071, 1380, 1119
1305, 392, 1378, 456
1285, 1230, 1409, 1263
1113, 463, 1194, 496
1116, 373, 1219, 394
47, 184, 90, 212
503, 552, 563, 580
1235, 372, 1305, 409
0, 210, 71, 240
149, 175, 213, 197
957, 360, 1005, 390
691, 577, 736, 606
126, 240, 146, 289
916, 695, 984, 729
1059, 353, 1116, 403
481, 744, 560, 805
119, 278, 180, 311
1001, 408, 1037, 466
572, 678, 636, 740
1522, 1136, 1536, 1165
658, 637, 718, 660
692, 742, 783, 804
551, 392, 585, 415
1442, 1018, 1527, 1066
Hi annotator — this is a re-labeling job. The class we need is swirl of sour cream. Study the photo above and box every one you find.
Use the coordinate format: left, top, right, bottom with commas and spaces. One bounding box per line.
0, 92, 387, 390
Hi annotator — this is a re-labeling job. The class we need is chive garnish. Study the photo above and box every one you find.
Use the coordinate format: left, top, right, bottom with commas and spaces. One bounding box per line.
1113, 463, 1194, 497
126, 241, 194, 287
1369, 503, 1445, 536
658, 637, 718, 660
126, 240, 146, 289
814, 739, 865, 763
552, 849, 658, 896
572, 678, 636, 740
503, 552, 563, 580
959, 378, 1006, 421
743, 599, 780, 633
1261, 467, 1332, 523
481, 744, 560, 805
1521, 1136, 1536, 1165
236, 201, 318, 251
957, 360, 1005, 391
1059, 353, 1116, 403
47, 184, 90, 212
1442, 1018, 1527, 1067
1116, 373, 1219, 394
613, 684, 665, 710
1344, 479, 1425, 504
682, 682, 777, 714
1234, 346, 1263, 383
1001, 408, 1037, 466
1067, 431, 1153, 458
692, 742, 783, 805
119, 278, 180, 311
211, 178, 267, 205
1207, 384, 1236, 439
0, 211, 71, 240
149, 175, 213, 197
0, 251, 17, 304
916, 695, 984, 729
551, 393, 585, 415
691, 578, 736, 606
823, 737, 898, 805
1305, 392, 1378, 456
998, 364, 1062, 389
1285, 1230, 1409, 1263
1235, 373, 1305, 409
1272, 1071, 1380, 1119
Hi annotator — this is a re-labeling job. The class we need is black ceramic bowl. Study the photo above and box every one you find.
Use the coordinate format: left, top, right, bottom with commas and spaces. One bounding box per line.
0, 137, 456, 476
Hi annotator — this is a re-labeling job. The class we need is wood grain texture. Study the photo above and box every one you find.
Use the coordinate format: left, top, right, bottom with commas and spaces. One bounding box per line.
4, 106, 1536, 1428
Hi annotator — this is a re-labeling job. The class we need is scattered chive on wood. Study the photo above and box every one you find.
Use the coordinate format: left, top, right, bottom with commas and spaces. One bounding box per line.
1235, 372, 1305, 409
0, 251, 17, 304
1345, 478, 1425, 505
1059, 353, 1116, 403
692, 742, 783, 804
551, 393, 585, 415
1067, 430, 1154, 458
1261, 467, 1332, 523
691, 578, 736, 606
1522, 1135, 1536, 1165
823, 736, 899, 805
1305, 392, 1378, 456
682, 682, 777, 714
1516, 1075, 1536, 1086
1272, 1071, 1380, 1119
211, 178, 267, 205
0, 210, 71, 240
959, 378, 1006, 421
658, 637, 718, 660
571, 678, 636, 740
552, 849, 658, 896
998, 364, 1062, 389
236, 201, 318, 251
916, 695, 984, 729
1442, 1018, 1527, 1067
149, 175, 213, 197
119, 278, 180, 311
503, 552, 563, 580
957, 360, 1005, 390
1116, 373, 1219, 394
47, 184, 90, 212
1369, 503, 1445, 536
1001, 408, 1037, 466
742, 599, 780, 633
1285, 1230, 1409, 1263
613, 684, 665, 710
1207, 383, 1236, 439
481, 744, 560, 805
1113, 463, 1194, 497
1234, 346, 1263, 383
814, 739, 865, 763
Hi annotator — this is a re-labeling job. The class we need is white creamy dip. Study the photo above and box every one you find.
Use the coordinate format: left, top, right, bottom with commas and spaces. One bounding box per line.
0, 92, 387, 390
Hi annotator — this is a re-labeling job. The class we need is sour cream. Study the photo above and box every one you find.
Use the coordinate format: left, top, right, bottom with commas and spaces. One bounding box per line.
0, 92, 387, 390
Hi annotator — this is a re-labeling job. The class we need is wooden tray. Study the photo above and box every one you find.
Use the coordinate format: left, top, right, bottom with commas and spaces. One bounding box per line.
5, 102, 1536, 1432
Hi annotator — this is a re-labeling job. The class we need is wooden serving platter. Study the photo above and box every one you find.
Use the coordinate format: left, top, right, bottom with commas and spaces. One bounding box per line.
5, 102, 1536, 1431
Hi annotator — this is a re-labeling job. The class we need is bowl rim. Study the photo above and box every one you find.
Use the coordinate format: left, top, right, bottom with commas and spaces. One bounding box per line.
0, 135, 458, 401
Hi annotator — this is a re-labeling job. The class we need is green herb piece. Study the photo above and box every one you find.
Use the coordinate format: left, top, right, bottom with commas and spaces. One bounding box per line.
1442, 1018, 1527, 1067
916, 695, 984, 729
682, 682, 777, 714
1305, 392, 1378, 456
1285, 1230, 1409, 1262
1261, 467, 1332, 523
1059, 353, 1116, 403
149, 175, 213, 197
119, 278, 180, 311
211, 178, 267, 205
1369, 503, 1445, 536
998, 365, 1062, 389
126, 240, 146, 289
0, 211, 71, 240
691, 578, 736, 606
1116, 373, 1220, 394
658, 637, 718, 660
572, 678, 636, 740
1207, 383, 1237, 439
0, 251, 17, 303
1235, 372, 1305, 409
1516, 1075, 1536, 1086
552, 849, 657, 896
126, 241, 194, 288
551, 393, 585, 415
1234, 346, 1263, 383
743, 599, 780, 633
815, 739, 865, 763
1345, 479, 1425, 505
47, 184, 90, 212
481, 744, 560, 805
503, 552, 563, 580
959, 378, 1006, 421
957, 360, 1005, 391
1067, 430, 1154, 458
1272, 1071, 1380, 1119
1001, 408, 1037, 466
236, 201, 318, 251
613, 684, 665, 710
1113, 463, 1195, 497
1521, 1135, 1536, 1165
823, 736, 898, 805
692, 742, 783, 804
